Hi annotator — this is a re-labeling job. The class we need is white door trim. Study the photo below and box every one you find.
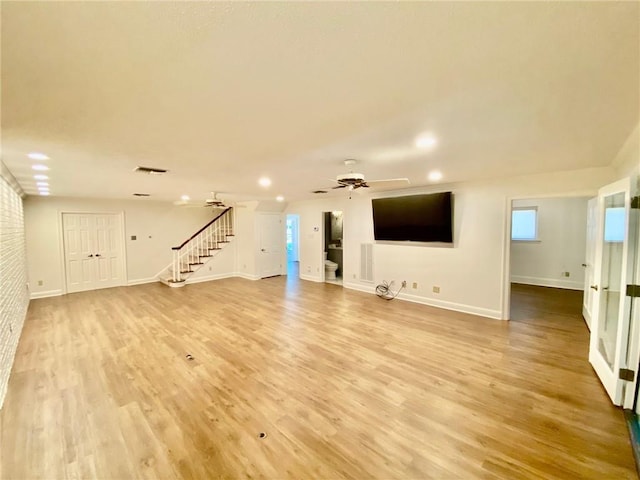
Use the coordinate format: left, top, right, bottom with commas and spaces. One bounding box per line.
58, 210, 127, 294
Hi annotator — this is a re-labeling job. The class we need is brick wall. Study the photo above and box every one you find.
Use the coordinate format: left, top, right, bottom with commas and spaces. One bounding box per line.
0, 172, 29, 409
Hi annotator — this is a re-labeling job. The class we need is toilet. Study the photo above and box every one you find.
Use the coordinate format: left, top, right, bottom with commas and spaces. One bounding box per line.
324, 252, 338, 280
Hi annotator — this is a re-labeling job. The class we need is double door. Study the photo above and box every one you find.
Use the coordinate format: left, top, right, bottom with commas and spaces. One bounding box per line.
63, 213, 125, 293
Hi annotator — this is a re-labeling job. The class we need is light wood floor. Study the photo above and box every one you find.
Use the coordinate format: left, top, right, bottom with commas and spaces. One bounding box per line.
0, 278, 636, 479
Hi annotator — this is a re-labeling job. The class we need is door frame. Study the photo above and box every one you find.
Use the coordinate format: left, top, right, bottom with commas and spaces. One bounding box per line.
58, 210, 127, 294
501, 192, 596, 320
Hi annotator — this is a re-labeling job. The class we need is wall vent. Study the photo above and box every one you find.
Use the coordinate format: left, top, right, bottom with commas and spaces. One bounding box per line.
360, 243, 373, 282
132, 193, 151, 197
312, 190, 328, 194
134, 166, 168, 175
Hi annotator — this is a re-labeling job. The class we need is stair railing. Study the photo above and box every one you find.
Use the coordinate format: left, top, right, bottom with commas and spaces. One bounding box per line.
171, 207, 233, 283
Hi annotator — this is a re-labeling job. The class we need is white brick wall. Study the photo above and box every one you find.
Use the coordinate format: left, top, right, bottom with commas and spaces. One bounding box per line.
0, 174, 29, 409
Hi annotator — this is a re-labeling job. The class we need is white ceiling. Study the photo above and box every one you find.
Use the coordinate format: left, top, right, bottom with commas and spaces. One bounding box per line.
2, 2, 638, 203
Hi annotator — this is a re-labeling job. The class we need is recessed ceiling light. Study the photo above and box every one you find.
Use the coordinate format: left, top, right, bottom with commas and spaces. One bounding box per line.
27, 152, 49, 161
33, 174, 48, 180
428, 170, 443, 182
32, 164, 49, 171
415, 134, 437, 149
258, 177, 271, 187
39, 191, 50, 196
181, 194, 190, 201
276, 195, 284, 202
36, 182, 49, 187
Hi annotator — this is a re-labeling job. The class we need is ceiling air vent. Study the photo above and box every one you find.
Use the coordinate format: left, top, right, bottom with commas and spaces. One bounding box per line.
132, 193, 151, 197
134, 166, 168, 175
312, 190, 328, 194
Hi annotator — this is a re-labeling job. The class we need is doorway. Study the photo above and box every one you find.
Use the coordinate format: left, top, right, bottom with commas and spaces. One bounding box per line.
507, 196, 591, 322
323, 211, 343, 285
286, 214, 300, 278
62, 212, 126, 293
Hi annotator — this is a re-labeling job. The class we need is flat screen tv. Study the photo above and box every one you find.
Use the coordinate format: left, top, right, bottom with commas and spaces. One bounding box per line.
372, 192, 453, 243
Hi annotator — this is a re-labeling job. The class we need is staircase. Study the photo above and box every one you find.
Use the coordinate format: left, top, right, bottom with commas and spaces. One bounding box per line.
158, 207, 234, 287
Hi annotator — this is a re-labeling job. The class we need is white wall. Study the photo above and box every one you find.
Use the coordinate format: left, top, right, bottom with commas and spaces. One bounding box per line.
24, 196, 236, 297
287, 167, 616, 320
510, 197, 589, 290
0, 163, 29, 409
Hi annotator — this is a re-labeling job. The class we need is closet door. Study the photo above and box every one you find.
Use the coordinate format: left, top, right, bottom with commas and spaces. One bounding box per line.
62, 213, 124, 293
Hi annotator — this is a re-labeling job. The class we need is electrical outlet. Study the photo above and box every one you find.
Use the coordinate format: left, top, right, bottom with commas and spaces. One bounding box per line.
563, 271, 570, 277
209, 266, 212, 271
402, 280, 407, 288
412, 282, 418, 289
37, 280, 43, 286
433, 286, 440, 293
353, 273, 356, 279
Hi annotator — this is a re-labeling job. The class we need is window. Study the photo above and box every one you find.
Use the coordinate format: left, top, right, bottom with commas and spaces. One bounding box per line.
604, 206, 625, 243
511, 207, 538, 241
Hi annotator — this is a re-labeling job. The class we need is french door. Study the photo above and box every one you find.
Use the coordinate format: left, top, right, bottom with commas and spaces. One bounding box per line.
62, 213, 125, 293
589, 177, 638, 406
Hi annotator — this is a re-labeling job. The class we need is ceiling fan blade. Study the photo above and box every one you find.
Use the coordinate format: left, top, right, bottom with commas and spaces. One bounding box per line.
365, 178, 410, 190
332, 185, 347, 189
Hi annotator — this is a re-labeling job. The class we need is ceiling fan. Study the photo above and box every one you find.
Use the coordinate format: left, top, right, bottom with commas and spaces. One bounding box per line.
329, 159, 410, 193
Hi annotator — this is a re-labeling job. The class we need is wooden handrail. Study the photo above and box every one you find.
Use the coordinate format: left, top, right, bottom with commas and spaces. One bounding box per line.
172, 207, 232, 250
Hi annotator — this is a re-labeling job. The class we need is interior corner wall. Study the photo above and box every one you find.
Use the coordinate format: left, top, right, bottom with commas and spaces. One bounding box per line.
510, 197, 590, 290
0, 175, 29, 409
24, 196, 236, 297
287, 167, 615, 320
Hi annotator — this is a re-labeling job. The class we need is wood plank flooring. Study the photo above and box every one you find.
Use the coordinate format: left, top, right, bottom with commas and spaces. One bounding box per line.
0, 278, 636, 479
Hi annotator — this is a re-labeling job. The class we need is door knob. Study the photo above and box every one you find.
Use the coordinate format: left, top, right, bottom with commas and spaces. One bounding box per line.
590, 285, 598, 291
95, 254, 101, 257
582, 263, 588, 267
88, 254, 93, 258
261, 249, 266, 252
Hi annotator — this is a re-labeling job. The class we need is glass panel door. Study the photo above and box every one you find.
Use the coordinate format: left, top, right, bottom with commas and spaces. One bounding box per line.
589, 178, 633, 405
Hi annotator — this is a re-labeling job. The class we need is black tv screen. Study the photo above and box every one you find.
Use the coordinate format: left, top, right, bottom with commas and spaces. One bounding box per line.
372, 192, 453, 243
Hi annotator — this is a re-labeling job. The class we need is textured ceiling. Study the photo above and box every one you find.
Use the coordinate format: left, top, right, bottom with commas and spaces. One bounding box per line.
2, 2, 638, 203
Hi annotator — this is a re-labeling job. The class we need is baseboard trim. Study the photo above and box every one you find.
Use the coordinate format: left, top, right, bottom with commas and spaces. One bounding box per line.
233, 272, 261, 281
343, 282, 376, 294
343, 283, 501, 320
511, 275, 583, 290
30, 289, 63, 299
127, 277, 158, 286
186, 272, 235, 284
300, 274, 323, 283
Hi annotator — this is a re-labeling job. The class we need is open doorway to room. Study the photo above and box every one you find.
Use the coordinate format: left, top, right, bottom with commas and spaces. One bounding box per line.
507, 196, 592, 327
286, 214, 300, 279
323, 211, 343, 286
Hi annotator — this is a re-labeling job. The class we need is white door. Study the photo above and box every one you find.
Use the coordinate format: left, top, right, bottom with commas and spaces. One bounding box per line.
582, 197, 597, 329
589, 178, 635, 405
63, 213, 125, 293
258, 213, 283, 278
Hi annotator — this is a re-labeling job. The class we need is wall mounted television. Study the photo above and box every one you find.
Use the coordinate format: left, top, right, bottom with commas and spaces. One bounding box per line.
372, 192, 453, 243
